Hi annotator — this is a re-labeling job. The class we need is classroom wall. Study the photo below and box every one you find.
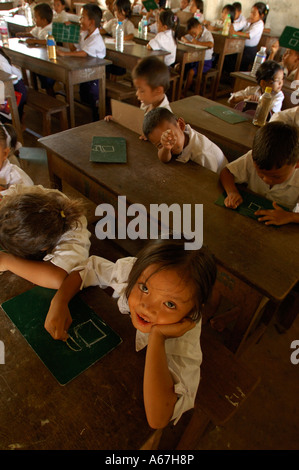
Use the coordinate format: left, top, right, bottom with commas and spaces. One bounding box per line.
204, 0, 299, 37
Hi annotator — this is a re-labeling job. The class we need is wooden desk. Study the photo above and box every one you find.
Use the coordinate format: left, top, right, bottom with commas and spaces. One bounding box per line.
104, 41, 169, 72
258, 32, 279, 51
5, 38, 111, 127
5, 14, 33, 37
0, 69, 23, 144
212, 31, 246, 98
171, 95, 257, 159
39, 121, 299, 353
230, 71, 296, 110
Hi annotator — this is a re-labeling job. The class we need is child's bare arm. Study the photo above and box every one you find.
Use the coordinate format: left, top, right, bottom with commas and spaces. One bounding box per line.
0, 252, 67, 289
157, 129, 176, 163
57, 48, 87, 57
219, 167, 243, 208
255, 202, 299, 226
26, 38, 47, 45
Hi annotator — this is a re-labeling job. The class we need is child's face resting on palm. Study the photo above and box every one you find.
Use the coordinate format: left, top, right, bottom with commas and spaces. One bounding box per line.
147, 118, 187, 156
128, 264, 196, 334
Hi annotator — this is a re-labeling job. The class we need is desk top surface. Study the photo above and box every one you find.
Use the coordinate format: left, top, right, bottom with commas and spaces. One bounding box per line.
40, 120, 299, 301
231, 70, 294, 91
105, 40, 169, 59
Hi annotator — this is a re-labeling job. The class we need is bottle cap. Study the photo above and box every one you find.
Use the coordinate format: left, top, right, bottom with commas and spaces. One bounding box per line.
261, 46, 266, 52
265, 87, 272, 93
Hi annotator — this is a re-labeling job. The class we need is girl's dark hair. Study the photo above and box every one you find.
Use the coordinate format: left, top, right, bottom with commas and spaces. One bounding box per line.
252, 122, 299, 170
253, 2, 269, 24
222, 4, 236, 23
115, 0, 132, 18
125, 237, 217, 322
83, 4, 102, 27
255, 59, 283, 84
159, 8, 180, 41
0, 188, 86, 260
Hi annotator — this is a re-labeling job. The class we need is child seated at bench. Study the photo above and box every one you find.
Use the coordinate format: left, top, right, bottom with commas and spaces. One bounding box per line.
143, 107, 228, 173
219, 121, 299, 225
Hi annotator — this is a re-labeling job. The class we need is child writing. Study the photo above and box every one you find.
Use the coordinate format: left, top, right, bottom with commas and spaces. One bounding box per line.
101, 0, 135, 41
44, 237, 217, 428
143, 107, 228, 173
219, 121, 299, 225
232, 2, 247, 31
180, 17, 213, 96
0, 124, 33, 192
17, 3, 53, 45
230, 2, 269, 71
0, 48, 27, 122
147, 9, 180, 67
228, 59, 284, 113
57, 4, 106, 121
0, 184, 91, 288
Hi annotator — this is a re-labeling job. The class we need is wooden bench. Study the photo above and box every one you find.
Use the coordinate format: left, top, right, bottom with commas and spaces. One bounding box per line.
201, 68, 219, 100
105, 79, 137, 102
25, 88, 69, 136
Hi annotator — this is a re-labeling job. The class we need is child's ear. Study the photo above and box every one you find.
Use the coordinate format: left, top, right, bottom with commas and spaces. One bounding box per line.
154, 85, 164, 96
177, 117, 186, 130
3, 148, 9, 161
259, 79, 267, 90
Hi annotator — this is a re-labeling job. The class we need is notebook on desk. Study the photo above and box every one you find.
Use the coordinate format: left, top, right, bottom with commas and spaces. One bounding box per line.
205, 105, 248, 124
90, 136, 127, 163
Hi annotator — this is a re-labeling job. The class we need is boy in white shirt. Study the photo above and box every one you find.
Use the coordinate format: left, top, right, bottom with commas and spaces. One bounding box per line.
17, 3, 53, 45
220, 121, 299, 225
57, 4, 106, 120
143, 107, 228, 174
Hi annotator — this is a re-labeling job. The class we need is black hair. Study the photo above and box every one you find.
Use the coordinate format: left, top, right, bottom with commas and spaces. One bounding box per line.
125, 237, 217, 322
186, 17, 201, 31
82, 3, 103, 27
143, 107, 178, 138
114, 0, 132, 18
159, 8, 180, 41
253, 2, 269, 24
222, 4, 236, 23
132, 56, 170, 92
252, 122, 299, 170
193, 0, 204, 13
34, 3, 53, 24
255, 60, 284, 84
232, 2, 242, 11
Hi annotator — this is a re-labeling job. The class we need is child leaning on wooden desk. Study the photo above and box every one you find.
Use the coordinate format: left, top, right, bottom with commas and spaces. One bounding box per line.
16, 3, 53, 45
219, 121, 299, 225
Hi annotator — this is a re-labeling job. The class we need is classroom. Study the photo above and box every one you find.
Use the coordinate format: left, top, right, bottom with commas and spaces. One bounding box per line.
0, 0, 298, 452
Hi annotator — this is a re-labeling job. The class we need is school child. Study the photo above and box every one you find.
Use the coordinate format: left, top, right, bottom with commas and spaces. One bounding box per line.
180, 17, 213, 96
270, 106, 299, 128
281, 49, 299, 82
0, 184, 91, 288
0, 124, 33, 192
206, 4, 235, 32
147, 9, 179, 67
101, 0, 135, 41
44, 237, 217, 428
0, 48, 27, 122
56, 4, 106, 121
232, 2, 247, 31
189, 0, 204, 23
143, 107, 228, 173
102, 0, 115, 23
230, 2, 269, 71
228, 60, 284, 113
219, 121, 299, 225
53, 0, 80, 23
179, 0, 191, 13
17, 3, 53, 45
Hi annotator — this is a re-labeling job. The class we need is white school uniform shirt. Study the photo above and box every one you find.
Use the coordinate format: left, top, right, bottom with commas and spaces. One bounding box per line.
270, 106, 299, 128
74, 255, 203, 425
140, 94, 172, 114
176, 124, 228, 174
226, 150, 299, 212
148, 30, 177, 66
103, 17, 135, 38
243, 19, 264, 47
30, 23, 53, 40
0, 54, 22, 85
1, 184, 92, 272
233, 13, 247, 32
184, 26, 214, 61
0, 159, 33, 191
76, 29, 106, 58
53, 11, 80, 23
228, 85, 285, 113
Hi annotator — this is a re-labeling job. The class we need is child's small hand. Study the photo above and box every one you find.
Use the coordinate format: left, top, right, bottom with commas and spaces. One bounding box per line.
160, 129, 176, 150
151, 317, 196, 340
44, 301, 72, 341
56, 49, 66, 57
224, 191, 243, 209
139, 133, 148, 140
0, 252, 8, 272
255, 201, 293, 226
247, 94, 259, 102
104, 114, 113, 121
271, 40, 279, 55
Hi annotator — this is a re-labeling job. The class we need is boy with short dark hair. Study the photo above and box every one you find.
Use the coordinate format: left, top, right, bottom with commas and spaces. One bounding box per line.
220, 121, 299, 225
17, 3, 53, 45
143, 107, 228, 174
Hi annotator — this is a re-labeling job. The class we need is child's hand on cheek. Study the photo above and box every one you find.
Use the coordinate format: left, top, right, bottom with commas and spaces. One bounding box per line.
161, 129, 177, 150
151, 317, 196, 340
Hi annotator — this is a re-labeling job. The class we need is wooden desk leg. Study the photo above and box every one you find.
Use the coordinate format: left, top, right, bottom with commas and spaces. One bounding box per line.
194, 59, 204, 96
65, 76, 75, 128
214, 53, 225, 98
177, 61, 186, 100
98, 74, 106, 120
47, 151, 63, 191
5, 81, 23, 144
234, 51, 243, 73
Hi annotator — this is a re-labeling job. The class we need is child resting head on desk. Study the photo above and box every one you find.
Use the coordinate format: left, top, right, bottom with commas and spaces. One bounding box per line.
0, 184, 91, 288
16, 3, 53, 46
228, 60, 285, 114
143, 107, 228, 173
219, 121, 299, 225
0, 124, 33, 192
44, 236, 217, 429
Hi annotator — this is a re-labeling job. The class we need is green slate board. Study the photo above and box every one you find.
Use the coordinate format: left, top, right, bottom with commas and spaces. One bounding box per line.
90, 136, 127, 163
205, 105, 248, 124
215, 188, 290, 221
142, 0, 159, 11
52, 22, 80, 44
1, 286, 122, 385
279, 26, 299, 52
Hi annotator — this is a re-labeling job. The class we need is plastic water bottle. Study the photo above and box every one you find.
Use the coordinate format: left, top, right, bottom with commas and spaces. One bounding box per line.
46, 34, 57, 60
142, 16, 148, 40
138, 17, 143, 38
222, 14, 231, 36
252, 87, 273, 126
115, 21, 124, 52
0, 20, 9, 47
25, 3, 33, 26
251, 46, 267, 76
